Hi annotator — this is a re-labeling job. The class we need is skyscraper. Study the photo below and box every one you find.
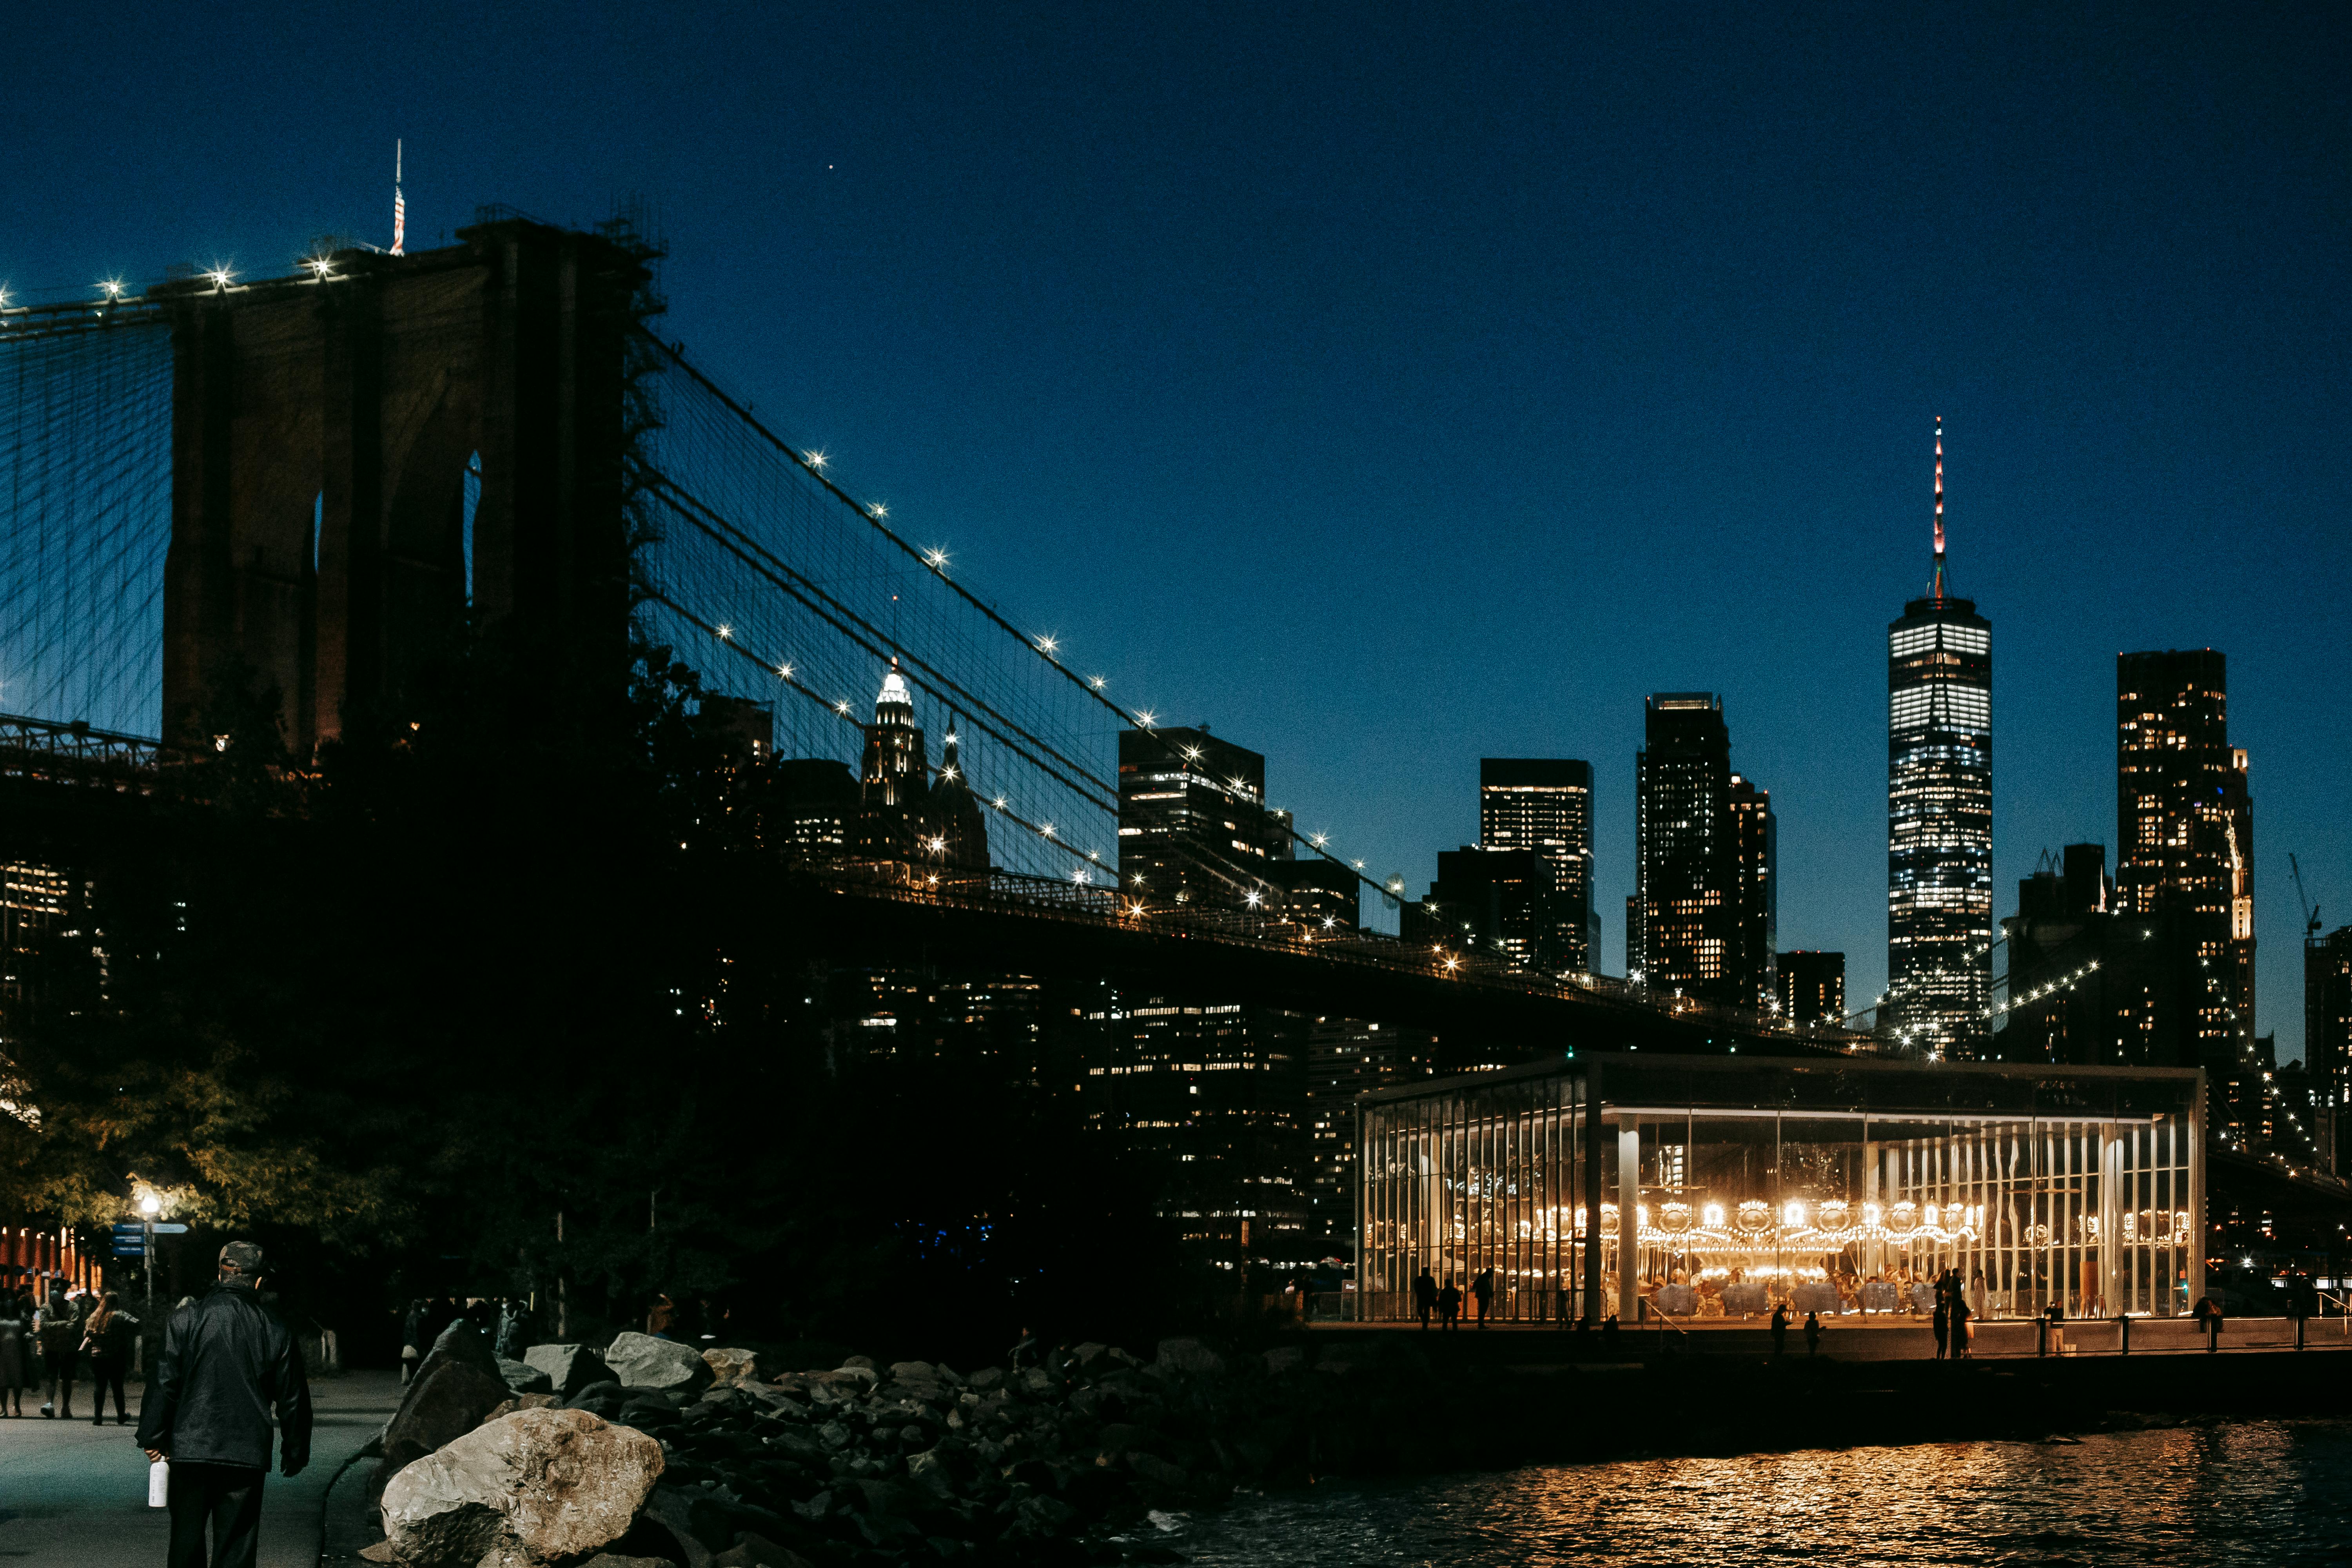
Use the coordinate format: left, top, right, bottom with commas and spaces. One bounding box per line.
1424, 845, 1546, 969
1479, 758, 1598, 971
2308, 924, 2352, 1175
1728, 773, 1776, 1009
850, 664, 988, 870
1887, 420, 1993, 1056
1116, 725, 1290, 911
2116, 649, 2255, 1067
1776, 950, 1845, 1025
1632, 693, 1736, 1003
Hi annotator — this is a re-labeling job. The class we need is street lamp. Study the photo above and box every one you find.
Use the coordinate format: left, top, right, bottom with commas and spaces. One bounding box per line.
138, 1192, 161, 1217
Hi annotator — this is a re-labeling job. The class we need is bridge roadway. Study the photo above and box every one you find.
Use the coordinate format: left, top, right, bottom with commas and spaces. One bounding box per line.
777, 860, 1862, 1054
0, 711, 1862, 1057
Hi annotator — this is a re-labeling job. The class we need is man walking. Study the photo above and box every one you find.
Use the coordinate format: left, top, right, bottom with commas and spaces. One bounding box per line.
36, 1280, 82, 1418
136, 1241, 312, 1568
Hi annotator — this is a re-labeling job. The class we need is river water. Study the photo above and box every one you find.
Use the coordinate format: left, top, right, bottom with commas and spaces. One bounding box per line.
1173, 1420, 2352, 1568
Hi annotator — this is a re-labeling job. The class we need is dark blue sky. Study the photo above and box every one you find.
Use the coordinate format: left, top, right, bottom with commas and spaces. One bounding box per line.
8, 3, 2346, 1055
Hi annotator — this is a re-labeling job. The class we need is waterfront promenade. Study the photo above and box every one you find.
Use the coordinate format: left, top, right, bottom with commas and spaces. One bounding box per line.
0, 1370, 400, 1568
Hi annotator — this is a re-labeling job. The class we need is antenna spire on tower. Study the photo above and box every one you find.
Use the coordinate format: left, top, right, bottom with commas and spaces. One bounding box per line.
1931, 416, 1946, 598
392, 139, 406, 257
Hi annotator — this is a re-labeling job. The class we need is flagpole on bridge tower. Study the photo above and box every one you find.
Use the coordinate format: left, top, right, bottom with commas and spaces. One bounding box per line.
392, 138, 405, 256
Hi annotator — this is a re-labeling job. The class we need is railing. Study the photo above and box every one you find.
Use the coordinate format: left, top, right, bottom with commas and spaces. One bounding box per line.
0, 712, 170, 784
800, 856, 1876, 1046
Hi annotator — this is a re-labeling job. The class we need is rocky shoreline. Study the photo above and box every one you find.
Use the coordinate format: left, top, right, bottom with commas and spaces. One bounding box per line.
356, 1327, 1457, 1567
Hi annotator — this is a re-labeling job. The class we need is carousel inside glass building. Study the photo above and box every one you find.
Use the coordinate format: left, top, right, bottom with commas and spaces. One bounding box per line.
1356, 1054, 2204, 1325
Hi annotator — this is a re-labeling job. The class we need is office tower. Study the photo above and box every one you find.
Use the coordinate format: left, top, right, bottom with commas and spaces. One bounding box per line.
1301, 1017, 1438, 1252
1117, 725, 1290, 911
2310, 924, 2352, 1174
1776, 950, 1846, 1025
1729, 773, 1776, 1008
771, 759, 858, 855
1632, 693, 1738, 1004
1269, 857, 1361, 930
1479, 759, 1599, 971
856, 664, 931, 860
1424, 846, 1546, 969
2116, 650, 2256, 1074
1887, 420, 1993, 1056
1077, 990, 1312, 1272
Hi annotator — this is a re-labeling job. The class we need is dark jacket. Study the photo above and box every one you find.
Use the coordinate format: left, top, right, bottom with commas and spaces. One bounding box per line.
134, 1279, 312, 1473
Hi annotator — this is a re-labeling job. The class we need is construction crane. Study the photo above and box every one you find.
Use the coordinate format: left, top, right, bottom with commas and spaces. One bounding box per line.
2290, 852, 2321, 937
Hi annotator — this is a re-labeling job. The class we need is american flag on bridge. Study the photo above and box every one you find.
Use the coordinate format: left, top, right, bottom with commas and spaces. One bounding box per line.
392, 139, 405, 256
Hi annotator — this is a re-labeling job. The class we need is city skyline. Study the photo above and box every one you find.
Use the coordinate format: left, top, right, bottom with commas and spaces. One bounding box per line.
0, 6, 2343, 1060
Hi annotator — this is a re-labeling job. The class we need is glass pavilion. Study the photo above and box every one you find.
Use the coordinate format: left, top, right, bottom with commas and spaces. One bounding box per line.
1357, 1054, 2202, 1324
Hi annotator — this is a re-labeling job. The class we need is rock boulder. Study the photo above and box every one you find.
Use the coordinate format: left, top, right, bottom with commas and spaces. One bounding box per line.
372, 1354, 516, 1501
497, 1359, 554, 1394
605, 1332, 714, 1394
381, 1407, 663, 1568
702, 1346, 760, 1385
523, 1343, 609, 1398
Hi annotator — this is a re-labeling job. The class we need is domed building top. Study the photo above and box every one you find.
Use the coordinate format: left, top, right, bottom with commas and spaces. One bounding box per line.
875, 664, 915, 722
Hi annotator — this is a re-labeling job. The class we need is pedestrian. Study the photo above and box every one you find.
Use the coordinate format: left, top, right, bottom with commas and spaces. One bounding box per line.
81, 1291, 137, 1426
495, 1299, 531, 1362
399, 1299, 426, 1385
1932, 1289, 1950, 1361
36, 1284, 81, 1418
1412, 1267, 1437, 1330
1471, 1268, 1495, 1328
1804, 1310, 1823, 1357
0, 1289, 27, 1416
1951, 1285, 1973, 1359
1437, 1277, 1462, 1332
1769, 1302, 1789, 1356
1008, 1326, 1041, 1369
137, 1240, 312, 1568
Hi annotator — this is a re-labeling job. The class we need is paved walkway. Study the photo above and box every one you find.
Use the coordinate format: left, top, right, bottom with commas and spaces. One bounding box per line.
0, 1370, 401, 1568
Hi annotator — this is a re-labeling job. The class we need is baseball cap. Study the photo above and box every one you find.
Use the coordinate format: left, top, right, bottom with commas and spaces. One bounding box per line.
219, 1240, 266, 1273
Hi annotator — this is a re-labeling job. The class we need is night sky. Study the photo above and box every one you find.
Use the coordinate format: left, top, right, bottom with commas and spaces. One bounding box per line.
7, 4, 2345, 1055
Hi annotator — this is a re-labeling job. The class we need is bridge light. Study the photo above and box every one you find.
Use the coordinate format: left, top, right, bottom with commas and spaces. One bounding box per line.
1038, 823, 1055, 837
1321, 916, 1337, 930
307, 257, 334, 278
1035, 634, 1059, 656
805, 448, 828, 470
1311, 833, 1328, 847
1354, 859, 1365, 869
1071, 868, 1089, 886
1090, 675, 1106, 689
1442, 955, 1461, 974
1244, 890, 1262, 908
1181, 746, 1203, 762
869, 501, 887, 520
207, 267, 234, 290
777, 663, 793, 678
99, 278, 126, 299
715, 624, 731, 640
940, 764, 958, 780
924, 546, 949, 569
835, 700, 852, 715
1136, 711, 1156, 728
993, 797, 1008, 810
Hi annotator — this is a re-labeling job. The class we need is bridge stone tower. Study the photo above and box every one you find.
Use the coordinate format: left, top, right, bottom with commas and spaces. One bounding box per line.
158, 218, 648, 752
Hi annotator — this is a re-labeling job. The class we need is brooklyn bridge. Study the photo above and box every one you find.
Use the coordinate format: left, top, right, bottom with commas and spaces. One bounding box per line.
0, 214, 1863, 1058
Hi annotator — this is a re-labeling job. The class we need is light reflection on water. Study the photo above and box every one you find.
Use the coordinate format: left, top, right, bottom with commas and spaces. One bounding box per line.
1180, 1422, 2352, 1568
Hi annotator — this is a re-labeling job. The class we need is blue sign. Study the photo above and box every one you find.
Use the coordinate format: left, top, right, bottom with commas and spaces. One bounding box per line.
112, 1243, 147, 1258
149, 1223, 189, 1234
113, 1224, 145, 1237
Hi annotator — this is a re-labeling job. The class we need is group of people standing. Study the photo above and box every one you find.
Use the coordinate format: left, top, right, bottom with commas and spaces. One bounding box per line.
0, 1277, 141, 1421
399, 1296, 534, 1380
1410, 1267, 1497, 1330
